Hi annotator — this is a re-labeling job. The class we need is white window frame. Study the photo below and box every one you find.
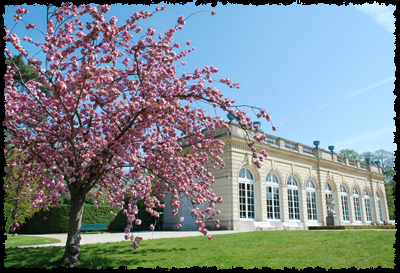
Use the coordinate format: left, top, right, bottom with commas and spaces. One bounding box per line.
353, 187, 362, 222
325, 182, 334, 212
239, 168, 255, 220
287, 176, 300, 220
340, 185, 350, 222
306, 179, 318, 221
266, 172, 280, 220
364, 189, 373, 222
376, 192, 384, 223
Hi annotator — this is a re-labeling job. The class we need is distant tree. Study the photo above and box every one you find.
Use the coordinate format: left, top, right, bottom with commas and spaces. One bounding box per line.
338, 149, 362, 161
340, 148, 395, 219
5, 53, 50, 97
361, 149, 395, 182
5, 53, 50, 137
362, 149, 396, 220
385, 178, 395, 220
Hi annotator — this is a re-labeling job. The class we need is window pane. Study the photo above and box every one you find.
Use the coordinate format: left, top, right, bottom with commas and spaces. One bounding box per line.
239, 183, 246, 218
239, 169, 246, 178
307, 191, 318, 220
377, 199, 383, 222
246, 169, 253, 180
307, 179, 315, 189
365, 198, 372, 221
341, 195, 350, 221
239, 180, 255, 219
354, 196, 362, 221
267, 186, 280, 219
288, 176, 298, 186
288, 188, 300, 220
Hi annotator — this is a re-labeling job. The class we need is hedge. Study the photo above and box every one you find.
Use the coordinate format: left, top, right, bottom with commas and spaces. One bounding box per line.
15, 204, 151, 234
308, 225, 396, 230
4, 205, 13, 234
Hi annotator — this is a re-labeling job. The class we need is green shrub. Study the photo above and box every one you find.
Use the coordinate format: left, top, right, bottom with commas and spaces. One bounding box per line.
308, 225, 395, 230
4, 205, 13, 233
18, 206, 70, 234
16, 203, 153, 234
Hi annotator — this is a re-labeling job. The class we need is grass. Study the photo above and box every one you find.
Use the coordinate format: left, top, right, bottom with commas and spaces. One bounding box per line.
4, 234, 61, 248
4, 230, 396, 269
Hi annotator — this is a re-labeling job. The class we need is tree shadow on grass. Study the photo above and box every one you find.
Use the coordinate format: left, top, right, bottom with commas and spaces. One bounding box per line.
5, 247, 65, 269
5, 242, 199, 269
78, 243, 199, 269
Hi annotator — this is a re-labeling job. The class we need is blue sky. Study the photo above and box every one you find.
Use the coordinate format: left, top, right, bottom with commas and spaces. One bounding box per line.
4, 3, 396, 155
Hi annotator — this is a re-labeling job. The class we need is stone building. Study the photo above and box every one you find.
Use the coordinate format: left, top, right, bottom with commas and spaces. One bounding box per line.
163, 121, 389, 231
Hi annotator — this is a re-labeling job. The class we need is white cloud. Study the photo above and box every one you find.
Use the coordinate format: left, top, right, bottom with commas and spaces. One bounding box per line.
332, 125, 395, 153
354, 3, 396, 34
345, 76, 395, 99
317, 104, 328, 111
299, 110, 307, 119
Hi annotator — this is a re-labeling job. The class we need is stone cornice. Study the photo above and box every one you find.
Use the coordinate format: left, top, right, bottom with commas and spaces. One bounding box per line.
215, 122, 386, 181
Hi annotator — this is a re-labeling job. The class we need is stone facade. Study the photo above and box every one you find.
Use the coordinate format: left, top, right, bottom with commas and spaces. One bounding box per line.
163, 122, 389, 231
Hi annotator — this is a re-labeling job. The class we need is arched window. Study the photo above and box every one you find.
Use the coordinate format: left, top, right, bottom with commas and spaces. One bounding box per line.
353, 187, 362, 222
306, 179, 318, 221
325, 182, 334, 212
266, 172, 280, 220
376, 192, 384, 222
239, 168, 255, 219
364, 189, 373, 222
287, 176, 300, 220
340, 185, 350, 221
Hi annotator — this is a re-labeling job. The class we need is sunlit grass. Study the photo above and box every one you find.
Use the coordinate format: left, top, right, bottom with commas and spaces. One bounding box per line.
4, 234, 61, 248
4, 230, 396, 269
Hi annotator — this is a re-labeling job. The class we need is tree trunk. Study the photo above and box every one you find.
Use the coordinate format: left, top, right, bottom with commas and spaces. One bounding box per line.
60, 191, 86, 267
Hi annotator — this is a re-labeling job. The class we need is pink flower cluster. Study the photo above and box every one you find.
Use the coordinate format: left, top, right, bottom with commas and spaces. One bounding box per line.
177, 15, 185, 25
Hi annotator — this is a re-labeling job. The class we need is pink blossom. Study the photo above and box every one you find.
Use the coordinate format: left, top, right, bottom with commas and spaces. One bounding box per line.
14, 15, 21, 22
199, 227, 208, 235
131, 242, 139, 249
99, 4, 110, 14
146, 27, 155, 36
110, 16, 118, 25
177, 15, 185, 25
16, 6, 27, 14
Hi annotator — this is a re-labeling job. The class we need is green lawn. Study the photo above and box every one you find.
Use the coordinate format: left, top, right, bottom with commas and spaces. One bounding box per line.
4, 234, 61, 248
4, 230, 396, 269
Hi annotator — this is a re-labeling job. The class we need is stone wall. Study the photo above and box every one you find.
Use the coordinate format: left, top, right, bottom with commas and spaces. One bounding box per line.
163, 122, 388, 231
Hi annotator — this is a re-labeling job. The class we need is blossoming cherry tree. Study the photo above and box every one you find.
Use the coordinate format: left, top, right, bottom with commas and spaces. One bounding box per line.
4, 4, 276, 266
